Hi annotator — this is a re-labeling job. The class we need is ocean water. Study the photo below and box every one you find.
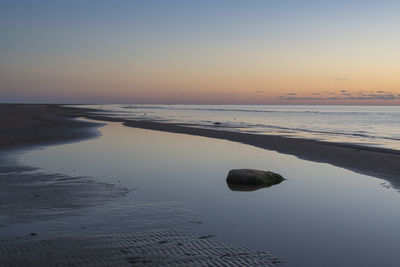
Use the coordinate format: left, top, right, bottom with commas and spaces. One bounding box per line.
74, 104, 400, 150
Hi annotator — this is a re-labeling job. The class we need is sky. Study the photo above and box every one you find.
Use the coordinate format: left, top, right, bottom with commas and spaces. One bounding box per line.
1, 0, 400, 104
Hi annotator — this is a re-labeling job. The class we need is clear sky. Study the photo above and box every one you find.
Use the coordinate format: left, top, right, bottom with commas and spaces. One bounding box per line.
1, 0, 399, 104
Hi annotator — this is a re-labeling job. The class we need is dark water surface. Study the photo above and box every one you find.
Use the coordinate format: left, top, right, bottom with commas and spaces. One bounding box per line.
14, 121, 400, 266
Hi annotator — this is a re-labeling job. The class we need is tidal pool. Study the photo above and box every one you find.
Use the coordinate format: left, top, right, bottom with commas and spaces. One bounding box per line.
15, 120, 400, 266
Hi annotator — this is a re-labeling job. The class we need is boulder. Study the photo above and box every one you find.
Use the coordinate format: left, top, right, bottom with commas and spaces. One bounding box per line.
226, 169, 284, 191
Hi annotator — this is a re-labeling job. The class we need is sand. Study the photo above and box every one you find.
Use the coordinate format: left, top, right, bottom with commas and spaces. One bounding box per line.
0, 104, 130, 231
0, 104, 101, 150
0, 229, 280, 266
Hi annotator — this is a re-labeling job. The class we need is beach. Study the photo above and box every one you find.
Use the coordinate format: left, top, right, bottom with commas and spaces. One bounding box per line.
2, 103, 400, 266
0, 104, 281, 266
3, 1, 400, 265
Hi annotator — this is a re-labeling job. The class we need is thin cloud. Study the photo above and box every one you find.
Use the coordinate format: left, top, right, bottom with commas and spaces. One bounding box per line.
279, 90, 400, 101
329, 78, 349, 82
279, 96, 341, 100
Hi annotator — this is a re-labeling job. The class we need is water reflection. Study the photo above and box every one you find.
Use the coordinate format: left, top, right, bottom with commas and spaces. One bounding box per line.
16, 120, 400, 267
227, 182, 283, 192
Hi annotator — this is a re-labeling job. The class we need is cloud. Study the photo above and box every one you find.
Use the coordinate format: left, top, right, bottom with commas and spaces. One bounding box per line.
256, 90, 264, 94
329, 78, 349, 82
284, 93, 297, 96
279, 96, 341, 100
278, 90, 400, 101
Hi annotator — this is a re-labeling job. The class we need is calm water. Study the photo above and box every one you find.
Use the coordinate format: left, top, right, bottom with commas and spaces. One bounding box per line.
13, 120, 400, 267
73, 104, 400, 150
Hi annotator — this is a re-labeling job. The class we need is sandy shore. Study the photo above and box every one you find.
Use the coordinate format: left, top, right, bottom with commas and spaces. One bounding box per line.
0, 104, 101, 150
0, 229, 280, 266
0, 104, 129, 230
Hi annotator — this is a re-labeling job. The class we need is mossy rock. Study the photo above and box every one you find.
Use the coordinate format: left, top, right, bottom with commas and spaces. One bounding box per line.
226, 169, 284, 191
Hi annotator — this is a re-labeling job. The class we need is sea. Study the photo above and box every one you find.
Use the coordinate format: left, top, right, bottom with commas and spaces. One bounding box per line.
74, 104, 400, 150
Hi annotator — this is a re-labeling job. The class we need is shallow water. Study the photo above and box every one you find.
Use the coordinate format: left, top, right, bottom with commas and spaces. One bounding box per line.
15, 121, 400, 266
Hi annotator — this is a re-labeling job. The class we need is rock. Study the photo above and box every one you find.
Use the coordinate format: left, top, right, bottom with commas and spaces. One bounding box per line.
226, 169, 284, 191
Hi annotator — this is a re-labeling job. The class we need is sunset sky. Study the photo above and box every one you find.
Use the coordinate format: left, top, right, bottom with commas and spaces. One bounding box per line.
1, 1, 399, 104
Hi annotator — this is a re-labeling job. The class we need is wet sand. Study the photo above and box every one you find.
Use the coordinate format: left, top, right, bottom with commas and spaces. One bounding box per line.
0, 104, 130, 229
0, 104, 101, 150
0, 229, 279, 266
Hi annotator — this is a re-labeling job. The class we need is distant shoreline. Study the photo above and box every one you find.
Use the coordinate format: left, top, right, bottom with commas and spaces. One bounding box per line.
1, 103, 400, 188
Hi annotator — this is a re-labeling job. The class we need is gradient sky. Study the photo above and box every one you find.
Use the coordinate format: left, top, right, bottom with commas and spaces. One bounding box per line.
1, 0, 399, 104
